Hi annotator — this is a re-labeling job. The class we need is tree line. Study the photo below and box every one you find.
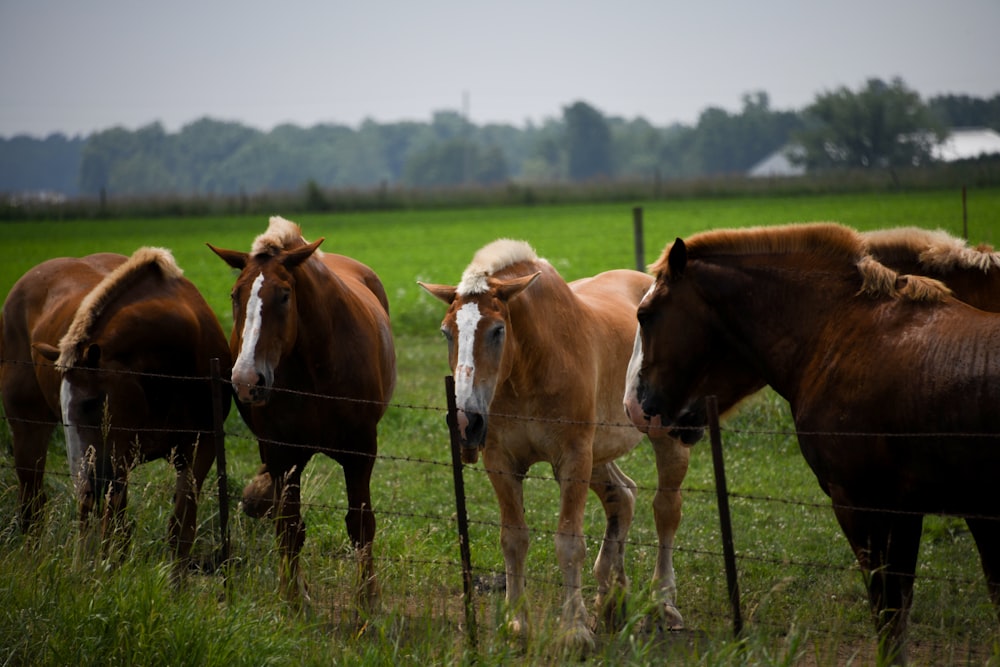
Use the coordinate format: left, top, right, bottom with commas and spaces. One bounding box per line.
2, 78, 998, 198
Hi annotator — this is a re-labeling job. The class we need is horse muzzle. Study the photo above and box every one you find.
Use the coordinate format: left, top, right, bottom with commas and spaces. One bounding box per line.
455, 408, 487, 462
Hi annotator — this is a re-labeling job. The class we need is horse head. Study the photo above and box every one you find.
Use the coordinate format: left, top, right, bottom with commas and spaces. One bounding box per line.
419, 272, 540, 458
625, 238, 765, 443
209, 238, 323, 405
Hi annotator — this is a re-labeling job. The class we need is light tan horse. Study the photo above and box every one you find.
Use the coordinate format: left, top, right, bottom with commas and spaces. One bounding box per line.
420, 239, 690, 653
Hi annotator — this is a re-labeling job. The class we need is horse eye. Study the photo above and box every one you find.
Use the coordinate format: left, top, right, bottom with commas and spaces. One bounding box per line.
280, 290, 291, 305
440, 327, 453, 342
491, 324, 505, 343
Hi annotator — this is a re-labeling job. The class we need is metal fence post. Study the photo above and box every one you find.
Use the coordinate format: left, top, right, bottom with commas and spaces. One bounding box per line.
444, 375, 478, 648
210, 358, 230, 579
707, 395, 743, 637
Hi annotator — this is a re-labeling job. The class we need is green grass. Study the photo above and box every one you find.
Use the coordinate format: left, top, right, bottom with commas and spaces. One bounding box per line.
2, 189, 1000, 665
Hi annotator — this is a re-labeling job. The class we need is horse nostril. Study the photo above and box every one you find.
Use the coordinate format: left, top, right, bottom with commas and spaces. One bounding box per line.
256, 372, 266, 387
465, 412, 487, 446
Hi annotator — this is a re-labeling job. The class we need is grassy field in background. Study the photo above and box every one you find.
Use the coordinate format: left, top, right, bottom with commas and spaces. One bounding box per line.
1, 189, 999, 665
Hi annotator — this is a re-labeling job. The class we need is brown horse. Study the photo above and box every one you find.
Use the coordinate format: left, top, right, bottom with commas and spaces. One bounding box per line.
420, 239, 691, 653
209, 216, 395, 608
0, 248, 231, 578
864, 226, 1000, 311
625, 223, 1000, 662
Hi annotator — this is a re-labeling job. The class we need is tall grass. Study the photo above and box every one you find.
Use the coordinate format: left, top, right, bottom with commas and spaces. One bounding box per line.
2, 190, 999, 665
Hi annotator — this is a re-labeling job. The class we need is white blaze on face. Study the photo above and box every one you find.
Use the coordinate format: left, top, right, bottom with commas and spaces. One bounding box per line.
233, 272, 265, 383
60, 377, 86, 495
624, 284, 654, 423
454, 301, 482, 408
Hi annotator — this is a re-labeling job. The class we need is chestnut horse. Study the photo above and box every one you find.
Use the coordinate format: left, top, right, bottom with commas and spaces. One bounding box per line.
626, 223, 1000, 662
0, 248, 231, 579
209, 216, 395, 607
420, 239, 691, 653
864, 226, 1000, 311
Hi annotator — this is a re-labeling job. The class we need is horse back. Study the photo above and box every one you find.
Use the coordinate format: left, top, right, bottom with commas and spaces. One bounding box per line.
320, 253, 391, 315
1, 254, 128, 412
312, 252, 396, 406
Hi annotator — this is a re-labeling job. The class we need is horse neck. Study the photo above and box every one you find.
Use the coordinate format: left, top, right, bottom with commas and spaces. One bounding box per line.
503, 271, 581, 392
698, 257, 860, 401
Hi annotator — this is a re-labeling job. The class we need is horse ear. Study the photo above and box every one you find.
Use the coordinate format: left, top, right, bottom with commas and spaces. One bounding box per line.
33, 342, 60, 362
494, 271, 541, 302
667, 238, 687, 277
207, 243, 248, 270
282, 238, 325, 269
417, 282, 457, 304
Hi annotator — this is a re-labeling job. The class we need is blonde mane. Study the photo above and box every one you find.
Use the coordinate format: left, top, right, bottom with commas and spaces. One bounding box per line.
457, 239, 541, 295
250, 216, 320, 257
864, 226, 1000, 274
57, 247, 184, 368
652, 222, 950, 302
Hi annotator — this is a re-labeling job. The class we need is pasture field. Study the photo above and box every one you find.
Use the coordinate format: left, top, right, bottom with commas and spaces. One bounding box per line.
2, 188, 1000, 665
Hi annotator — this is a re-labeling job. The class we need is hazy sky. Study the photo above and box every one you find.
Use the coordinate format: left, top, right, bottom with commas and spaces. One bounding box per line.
2, 0, 998, 138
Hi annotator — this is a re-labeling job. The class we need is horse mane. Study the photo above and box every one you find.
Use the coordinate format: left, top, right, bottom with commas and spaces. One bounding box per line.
458, 239, 540, 295
652, 222, 951, 302
864, 226, 1000, 274
57, 247, 184, 368
250, 216, 321, 257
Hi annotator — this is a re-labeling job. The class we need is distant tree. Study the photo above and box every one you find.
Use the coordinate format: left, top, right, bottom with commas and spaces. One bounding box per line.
0, 133, 83, 195
793, 77, 944, 170
403, 139, 508, 187
927, 93, 1000, 132
563, 101, 612, 181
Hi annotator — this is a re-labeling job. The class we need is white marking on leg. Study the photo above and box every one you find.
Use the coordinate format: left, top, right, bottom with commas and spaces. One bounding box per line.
233, 272, 265, 382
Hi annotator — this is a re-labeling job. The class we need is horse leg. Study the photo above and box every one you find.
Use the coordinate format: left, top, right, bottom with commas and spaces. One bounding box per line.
648, 432, 690, 630
9, 419, 52, 534
273, 464, 309, 605
341, 447, 378, 612
831, 497, 922, 664
552, 449, 596, 654
483, 449, 530, 641
167, 436, 213, 585
966, 517, 1000, 615
589, 461, 636, 632
100, 473, 132, 565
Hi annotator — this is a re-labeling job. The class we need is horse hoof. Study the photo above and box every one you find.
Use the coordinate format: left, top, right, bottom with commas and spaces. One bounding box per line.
558, 624, 596, 658
661, 602, 684, 630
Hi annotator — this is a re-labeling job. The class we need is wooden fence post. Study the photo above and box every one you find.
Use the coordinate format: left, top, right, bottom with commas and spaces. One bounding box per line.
707, 395, 743, 637
632, 206, 645, 272
444, 375, 478, 648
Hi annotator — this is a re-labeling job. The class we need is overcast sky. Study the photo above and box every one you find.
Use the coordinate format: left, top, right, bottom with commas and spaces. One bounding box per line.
2, 0, 998, 139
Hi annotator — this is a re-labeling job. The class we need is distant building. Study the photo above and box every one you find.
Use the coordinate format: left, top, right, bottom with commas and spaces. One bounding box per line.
747, 127, 1000, 178
931, 127, 1000, 161
747, 144, 806, 178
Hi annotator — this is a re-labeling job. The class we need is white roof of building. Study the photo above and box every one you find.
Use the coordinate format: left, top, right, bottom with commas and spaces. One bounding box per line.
931, 127, 1000, 161
748, 127, 1000, 178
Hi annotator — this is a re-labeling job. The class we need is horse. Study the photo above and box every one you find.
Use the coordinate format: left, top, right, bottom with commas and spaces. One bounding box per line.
0, 247, 231, 579
208, 216, 395, 608
419, 239, 692, 653
864, 226, 1000, 311
625, 222, 1000, 662
623, 225, 1000, 440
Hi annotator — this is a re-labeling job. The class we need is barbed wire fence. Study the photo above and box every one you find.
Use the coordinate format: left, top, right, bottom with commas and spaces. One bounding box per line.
0, 359, 997, 661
